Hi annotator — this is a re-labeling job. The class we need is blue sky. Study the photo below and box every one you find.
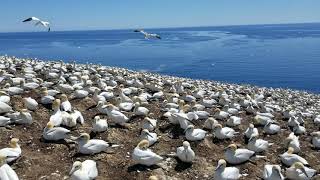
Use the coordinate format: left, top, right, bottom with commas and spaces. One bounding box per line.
0, 0, 319, 32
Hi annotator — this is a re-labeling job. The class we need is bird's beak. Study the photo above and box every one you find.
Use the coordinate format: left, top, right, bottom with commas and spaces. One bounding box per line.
70, 136, 78, 141
215, 164, 221, 171
300, 167, 309, 178
69, 167, 76, 176
147, 132, 153, 138
224, 146, 230, 151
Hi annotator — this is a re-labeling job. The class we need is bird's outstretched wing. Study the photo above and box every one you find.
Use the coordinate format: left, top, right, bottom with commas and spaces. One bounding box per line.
23, 17, 40, 22
134, 29, 148, 36
35, 21, 42, 26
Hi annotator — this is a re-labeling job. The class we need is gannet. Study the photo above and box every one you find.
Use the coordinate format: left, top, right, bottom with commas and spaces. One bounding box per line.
69, 160, 98, 180
132, 140, 163, 166
74, 133, 114, 154
93, 89, 106, 103
140, 129, 158, 146
254, 115, 273, 126
20, 80, 39, 90
263, 164, 284, 180
0, 155, 19, 180
214, 159, 241, 180
292, 124, 306, 135
23, 97, 38, 111
92, 116, 108, 133
49, 99, 63, 126
134, 29, 161, 39
105, 104, 129, 125
40, 89, 55, 104
223, 105, 239, 115
22, 16, 51, 32
0, 91, 10, 104
203, 117, 218, 130
224, 144, 255, 165
176, 141, 195, 163
74, 89, 89, 99
13, 109, 32, 125
213, 124, 238, 140
311, 131, 320, 149
60, 94, 72, 112
226, 116, 242, 127
263, 121, 280, 135
57, 83, 74, 94
285, 133, 300, 153
0, 101, 12, 114
0, 116, 11, 126
142, 117, 157, 131
43, 122, 70, 141
280, 147, 308, 166
3, 84, 24, 96
0, 138, 21, 163
285, 162, 315, 180
116, 97, 134, 112
213, 108, 229, 120
247, 135, 272, 153
244, 124, 259, 139
185, 125, 206, 141
133, 102, 149, 116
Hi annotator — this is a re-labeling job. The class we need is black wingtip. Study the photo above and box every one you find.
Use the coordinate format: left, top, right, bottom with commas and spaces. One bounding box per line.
22, 18, 32, 22
134, 30, 140, 32
48, 27, 51, 32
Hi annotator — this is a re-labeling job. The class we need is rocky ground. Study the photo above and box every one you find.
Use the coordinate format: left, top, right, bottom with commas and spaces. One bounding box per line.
1, 88, 320, 180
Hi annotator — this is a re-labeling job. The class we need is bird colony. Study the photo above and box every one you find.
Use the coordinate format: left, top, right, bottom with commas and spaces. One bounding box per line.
0, 55, 319, 180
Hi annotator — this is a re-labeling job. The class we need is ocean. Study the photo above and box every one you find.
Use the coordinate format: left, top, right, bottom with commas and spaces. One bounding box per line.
0, 23, 320, 92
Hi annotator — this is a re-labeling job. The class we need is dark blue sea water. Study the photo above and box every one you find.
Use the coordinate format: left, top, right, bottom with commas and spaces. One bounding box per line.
0, 23, 320, 92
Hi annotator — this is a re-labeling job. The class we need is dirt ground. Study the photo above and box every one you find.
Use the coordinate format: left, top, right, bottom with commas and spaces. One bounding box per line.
1, 80, 320, 179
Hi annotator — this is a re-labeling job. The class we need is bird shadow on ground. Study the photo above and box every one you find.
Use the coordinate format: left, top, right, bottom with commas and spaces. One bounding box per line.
42, 103, 52, 110
127, 164, 161, 172
40, 137, 73, 149
174, 157, 193, 172
159, 124, 183, 139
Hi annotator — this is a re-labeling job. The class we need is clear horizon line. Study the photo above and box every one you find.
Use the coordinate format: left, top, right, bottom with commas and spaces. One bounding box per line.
1, 21, 319, 33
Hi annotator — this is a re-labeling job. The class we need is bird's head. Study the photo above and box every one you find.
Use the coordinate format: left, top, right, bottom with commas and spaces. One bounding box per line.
137, 139, 149, 150
9, 138, 19, 148
182, 141, 190, 148
46, 122, 54, 129
215, 159, 227, 170
213, 123, 222, 130
94, 116, 100, 123
185, 125, 195, 132
249, 123, 255, 128
225, 144, 237, 151
60, 94, 68, 102
52, 99, 61, 110
69, 161, 82, 175
287, 147, 294, 154
77, 133, 90, 142
311, 131, 320, 137
148, 175, 158, 180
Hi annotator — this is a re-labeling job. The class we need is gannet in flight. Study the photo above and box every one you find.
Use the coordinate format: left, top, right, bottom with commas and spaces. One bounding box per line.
134, 29, 161, 39
22, 17, 51, 32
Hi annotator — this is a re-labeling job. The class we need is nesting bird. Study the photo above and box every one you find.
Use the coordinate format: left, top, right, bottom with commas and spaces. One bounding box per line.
132, 140, 163, 166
